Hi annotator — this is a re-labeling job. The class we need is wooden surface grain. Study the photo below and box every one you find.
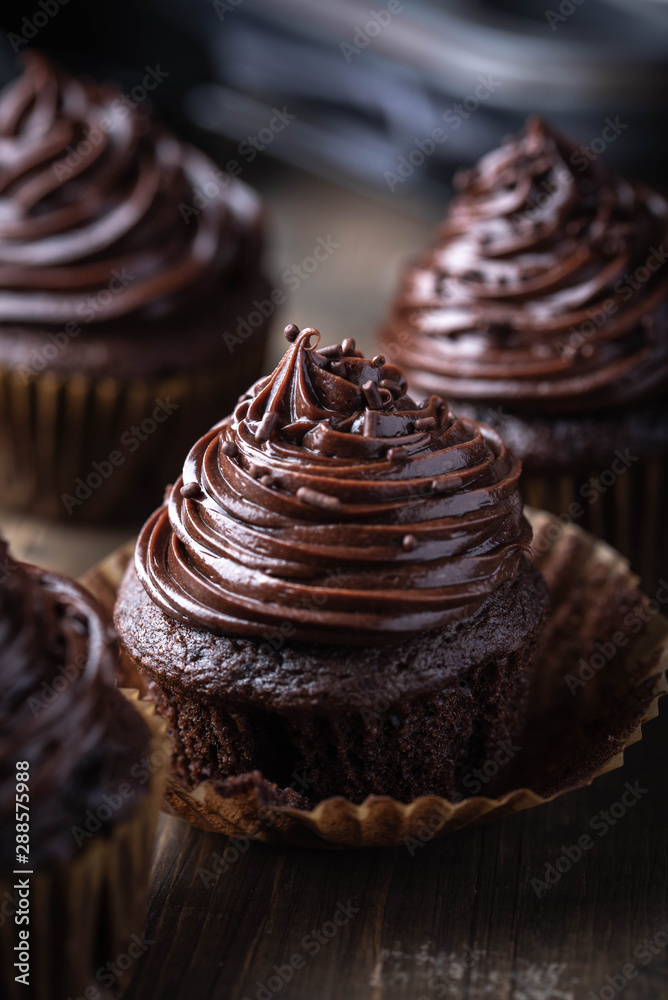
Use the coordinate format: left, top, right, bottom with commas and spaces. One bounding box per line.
123, 698, 667, 1000
2, 171, 666, 1000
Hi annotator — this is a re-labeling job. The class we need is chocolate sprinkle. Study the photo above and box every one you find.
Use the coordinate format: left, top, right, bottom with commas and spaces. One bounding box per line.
362, 380, 382, 409
221, 440, 238, 457
402, 534, 418, 552
283, 323, 300, 342
380, 379, 402, 398
341, 338, 356, 355
180, 482, 200, 499
363, 409, 379, 437
330, 359, 347, 378
296, 486, 341, 511
415, 416, 437, 431
372, 355, 386, 367
255, 411, 280, 443
319, 343, 343, 358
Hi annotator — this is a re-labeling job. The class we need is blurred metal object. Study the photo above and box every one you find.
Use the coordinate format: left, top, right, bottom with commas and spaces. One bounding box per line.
600, 0, 668, 25
4, 0, 668, 204
149, 0, 668, 200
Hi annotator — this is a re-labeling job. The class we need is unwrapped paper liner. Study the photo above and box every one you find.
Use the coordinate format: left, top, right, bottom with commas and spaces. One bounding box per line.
521, 459, 668, 598
82, 508, 668, 849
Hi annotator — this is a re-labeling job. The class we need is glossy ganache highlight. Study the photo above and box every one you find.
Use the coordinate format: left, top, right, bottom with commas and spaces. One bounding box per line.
0, 539, 134, 869
137, 326, 532, 644
382, 117, 668, 412
0, 51, 253, 327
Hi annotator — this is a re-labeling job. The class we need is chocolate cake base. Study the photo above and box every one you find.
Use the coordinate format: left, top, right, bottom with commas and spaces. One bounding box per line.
114, 557, 548, 804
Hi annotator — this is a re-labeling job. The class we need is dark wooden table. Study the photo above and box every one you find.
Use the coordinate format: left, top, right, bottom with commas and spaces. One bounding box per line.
3, 171, 667, 1000
127, 701, 667, 1000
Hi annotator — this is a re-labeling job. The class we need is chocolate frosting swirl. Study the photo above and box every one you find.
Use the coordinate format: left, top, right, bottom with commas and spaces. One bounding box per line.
0, 540, 146, 869
0, 52, 259, 326
382, 117, 668, 413
136, 326, 532, 645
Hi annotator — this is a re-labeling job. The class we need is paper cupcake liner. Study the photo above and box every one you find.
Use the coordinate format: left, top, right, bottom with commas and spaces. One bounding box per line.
521, 456, 668, 596
0, 693, 167, 999
0, 335, 266, 523
83, 508, 668, 849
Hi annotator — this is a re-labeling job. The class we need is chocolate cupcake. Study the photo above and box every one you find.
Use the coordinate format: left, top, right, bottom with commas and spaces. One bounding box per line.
114, 325, 548, 805
0, 52, 270, 521
0, 537, 166, 999
380, 117, 668, 593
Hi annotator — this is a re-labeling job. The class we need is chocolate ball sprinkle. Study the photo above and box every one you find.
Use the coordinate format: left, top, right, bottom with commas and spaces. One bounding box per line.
319, 344, 343, 358
380, 379, 402, 398
180, 482, 200, 499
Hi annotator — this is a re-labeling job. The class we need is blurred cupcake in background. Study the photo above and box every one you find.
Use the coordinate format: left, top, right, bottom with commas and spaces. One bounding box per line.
0, 51, 271, 522
0, 536, 166, 999
380, 117, 668, 593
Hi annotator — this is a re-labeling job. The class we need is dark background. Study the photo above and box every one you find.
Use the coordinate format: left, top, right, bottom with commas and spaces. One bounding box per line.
3, 0, 668, 207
